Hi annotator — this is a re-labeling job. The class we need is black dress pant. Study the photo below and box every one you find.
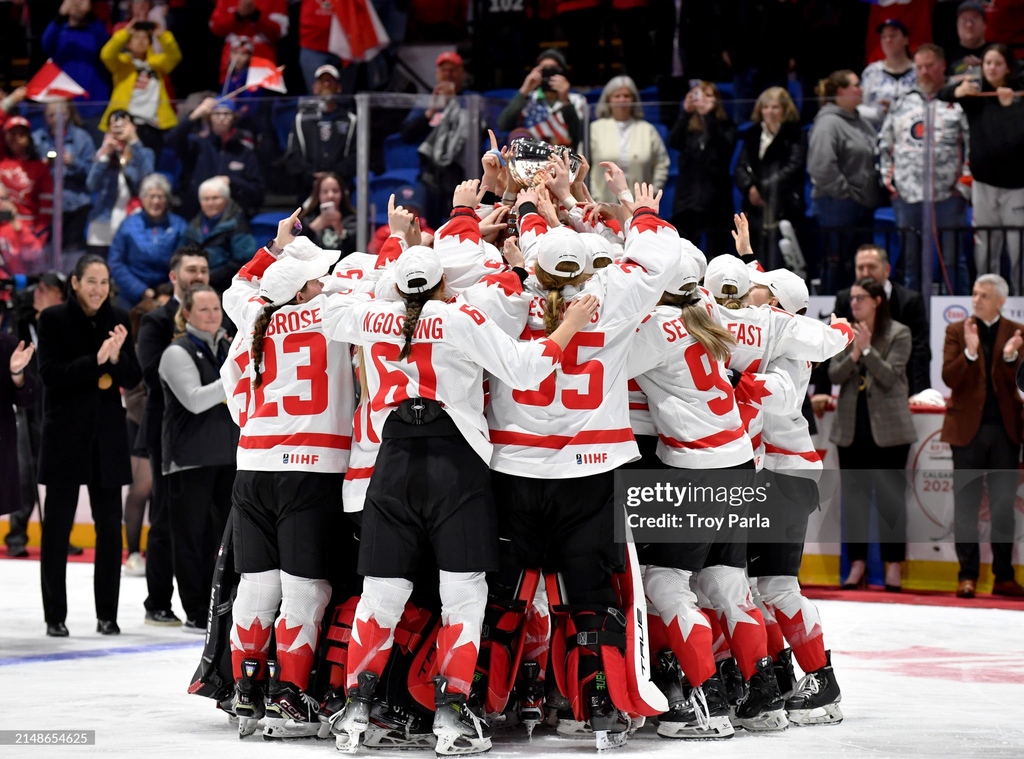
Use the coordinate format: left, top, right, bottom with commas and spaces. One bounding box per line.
952, 424, 1022, 582
837, 439, 910, 564
40, 483, 122, 624
144, 450, 175, 613
166, 465, 235, 623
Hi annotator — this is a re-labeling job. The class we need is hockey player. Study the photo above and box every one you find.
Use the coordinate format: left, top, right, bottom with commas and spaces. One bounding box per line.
627, 253, 751, 740
484, 182, 682, 750
319, 241, 599, 756
745, 267, 843, 725
697, 252, 853, 732
221, 210, 361, 739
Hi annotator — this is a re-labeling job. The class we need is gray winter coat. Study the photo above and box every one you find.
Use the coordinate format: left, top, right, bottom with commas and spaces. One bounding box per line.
808, 104, 880, 208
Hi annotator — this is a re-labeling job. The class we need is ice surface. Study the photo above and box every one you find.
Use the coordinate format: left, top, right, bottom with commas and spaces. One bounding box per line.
3, 559, 1024, 757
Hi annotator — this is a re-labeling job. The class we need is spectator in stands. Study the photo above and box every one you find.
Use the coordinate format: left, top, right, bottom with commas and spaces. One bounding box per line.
167, 97, 265, 219
99, 17, 182, 154
5, 273, 64, 559
85, 110, 155, 258
947, 1, 989, 82
0, 190, 45, 276
108, 173, 187, 306
42, 0, 111, 118
667, 80, 736, 257
37, 253, 141, 637
497, 49, 588, 148
298, 171, 356, 256
399, 51, 471, 226
283, 65, 357, 203
828, 277, 915, 592
588, 75, 670, 204
158, 283, 236, 632
734, 86, 807, 270
113, 0, 167, 35
209, 0, 288, 85
942, 273, 1024, 599
183, 177, 257, 292
298, 0, 346, 92
1, 117, 54, 247
879, 44, 971, 295
0, 332, 37, 556
940, 44, 1024, 293
136, 245, 211, 628
808, 70, 879, 292
31, 101, 96, 256
859, 18, 918, 132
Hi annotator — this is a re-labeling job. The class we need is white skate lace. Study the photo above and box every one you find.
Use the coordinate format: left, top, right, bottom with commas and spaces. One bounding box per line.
689, 687, 710, 730
792, 673, 820, 699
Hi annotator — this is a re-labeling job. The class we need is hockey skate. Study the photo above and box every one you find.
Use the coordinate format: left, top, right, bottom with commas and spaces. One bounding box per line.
716, 657, 746, 710
331, 671, 378, 753
586, 671, 631, 751
774, 648, 797, 699
733, 657, 788, 733
432, 676, 493, 756
655, 655, 734, 741
362, 700, 436, 750
262, 661, 322, 739
516, 660, 545, 739
233, 658, 264, 738
785, 650, 843, 726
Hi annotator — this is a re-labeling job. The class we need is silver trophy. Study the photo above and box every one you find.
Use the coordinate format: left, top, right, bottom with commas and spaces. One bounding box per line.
508, 138, 583, 187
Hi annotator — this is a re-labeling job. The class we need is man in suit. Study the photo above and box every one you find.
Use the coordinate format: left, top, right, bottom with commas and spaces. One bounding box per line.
942, 273, 1024, 599
135, 245, 210, 626
812, 244, 931, 404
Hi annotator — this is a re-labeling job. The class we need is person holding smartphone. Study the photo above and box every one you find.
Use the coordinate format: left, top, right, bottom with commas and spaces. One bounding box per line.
297, 172, 357, 257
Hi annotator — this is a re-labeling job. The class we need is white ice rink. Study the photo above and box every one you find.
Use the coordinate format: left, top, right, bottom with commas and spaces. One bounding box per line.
3, 558, 1024, 758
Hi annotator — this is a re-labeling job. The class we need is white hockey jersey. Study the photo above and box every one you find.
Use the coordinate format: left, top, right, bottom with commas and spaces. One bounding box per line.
628, 306, 753, 468
321, 293, 566, 465
718, 305, 853, 469
222, 248, 359, 474
761, 357, 822, 474
486, 210, 682, 479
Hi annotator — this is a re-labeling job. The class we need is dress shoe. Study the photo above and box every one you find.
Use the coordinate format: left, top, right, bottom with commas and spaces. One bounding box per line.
991, 579, 1024, 598
884, 562, 902, 593
7, 544, 29, 558
956, 579, 976, 599
145, 609, 181, 627
96, 620, 121, 635
68, 544, 84, 556
46, 622, 69, 637
841, 560, 868, 590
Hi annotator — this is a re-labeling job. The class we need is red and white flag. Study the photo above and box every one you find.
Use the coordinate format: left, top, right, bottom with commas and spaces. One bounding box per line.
245, 57, 287, 94
329, 0, 389, 63
25, 61, 88, 102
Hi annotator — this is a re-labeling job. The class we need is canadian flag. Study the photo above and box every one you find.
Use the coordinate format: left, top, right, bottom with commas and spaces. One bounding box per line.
25, 61, 88, 102
245, 57, 287, 94
329, 0, 389, 63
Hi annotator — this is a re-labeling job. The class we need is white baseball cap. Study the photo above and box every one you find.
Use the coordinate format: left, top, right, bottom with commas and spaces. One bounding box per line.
259, 244, 339, 306
314, 64, 341, 81
666, 253, 702, 295
536, 226, 587, 279
580, 233, 615, 274
394, 245, 444, 295
704, 255, 750, 300
747, 263, 772, 289
681, 238, 707, 280
766, 269, 809, 314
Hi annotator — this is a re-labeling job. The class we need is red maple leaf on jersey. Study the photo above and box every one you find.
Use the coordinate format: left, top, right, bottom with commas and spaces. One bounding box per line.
539, 338, 563, 364
480, 271, 522, 297
233, 618, 272, 654
438, 216, 481, 245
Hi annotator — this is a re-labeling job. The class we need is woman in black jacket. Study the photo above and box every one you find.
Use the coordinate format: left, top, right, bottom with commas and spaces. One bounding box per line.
734, 87, 808, 270
298, 172, 357, 257
37, 254, 142, 637
668, 81, 737, 257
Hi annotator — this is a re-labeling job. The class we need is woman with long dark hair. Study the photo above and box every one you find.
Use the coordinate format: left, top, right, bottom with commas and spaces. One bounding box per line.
828, 277, 916, 591
299, 172, 357, 256
36, 254, 141, 637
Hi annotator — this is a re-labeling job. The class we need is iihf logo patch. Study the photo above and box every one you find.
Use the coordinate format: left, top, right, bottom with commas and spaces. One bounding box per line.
576, 454, 583, 465
282, 454, 289, 464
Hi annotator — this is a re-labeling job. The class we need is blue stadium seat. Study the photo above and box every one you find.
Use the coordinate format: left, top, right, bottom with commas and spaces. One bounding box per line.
639, 85, 660, 124
271, 99, 298, 152
730, 122, 756, 214
383, 133, 421, 172
250, 211, 287, 241
368, 170, 421, 226
156, 147, 182, 191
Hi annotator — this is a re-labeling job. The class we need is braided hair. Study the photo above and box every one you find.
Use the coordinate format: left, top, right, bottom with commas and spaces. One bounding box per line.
398, 281, 443, 360
250, 302, 284, 388
534, 265, 589, 336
